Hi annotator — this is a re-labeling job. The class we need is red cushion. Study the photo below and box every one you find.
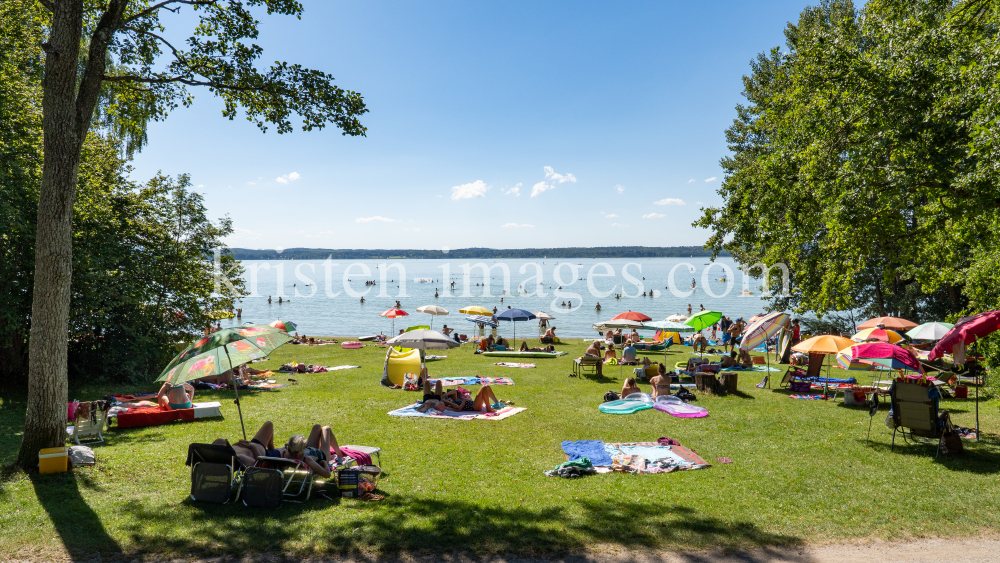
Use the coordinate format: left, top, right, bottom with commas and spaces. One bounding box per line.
116, 406, 194, 428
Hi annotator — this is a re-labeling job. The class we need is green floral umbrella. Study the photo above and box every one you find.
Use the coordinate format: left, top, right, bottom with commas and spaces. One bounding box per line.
156, 325, 292, 440
684, 310, 722, 331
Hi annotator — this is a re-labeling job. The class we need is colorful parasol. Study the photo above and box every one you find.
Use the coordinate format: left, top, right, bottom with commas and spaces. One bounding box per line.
851, 327, 904, 344
684, 310, 722, 331
268, 319, 297, 332
611, 311, 653, 322
856, 316, 918, 331
850, 342, 923, 373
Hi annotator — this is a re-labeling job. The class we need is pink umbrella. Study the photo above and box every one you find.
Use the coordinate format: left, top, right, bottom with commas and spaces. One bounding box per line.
928, 310, 1000, 361
850, 343, 923, 373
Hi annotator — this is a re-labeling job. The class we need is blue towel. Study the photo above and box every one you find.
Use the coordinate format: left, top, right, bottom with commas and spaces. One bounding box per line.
562, 440, 613, 467
804, 377, 857, 384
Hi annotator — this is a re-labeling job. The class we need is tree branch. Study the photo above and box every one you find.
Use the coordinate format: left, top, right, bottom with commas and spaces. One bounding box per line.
123, 0, 218, 25
75, 0, 130, 148
36, 0, 54, 12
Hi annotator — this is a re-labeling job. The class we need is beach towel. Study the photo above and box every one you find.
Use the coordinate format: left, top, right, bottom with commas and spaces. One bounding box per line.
604, 441, 710, 473
429, 376, 515, 387
789, 394, 829, 400
388, 403, 525, 421
115, 405, 194, 428
493, 362, 536, 368
561, 440, 614, 467
338, 447, 372, 466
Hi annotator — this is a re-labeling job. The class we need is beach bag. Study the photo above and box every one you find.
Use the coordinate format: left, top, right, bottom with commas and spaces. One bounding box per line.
603, 391, 620, 403
676, 388, 696, 402
940, 431, 963, 455
402, 373, 419, 391
954, 385, 968, 399
68, 445, 95, 467
789, 381, 811, 393
885, 410, 896, 430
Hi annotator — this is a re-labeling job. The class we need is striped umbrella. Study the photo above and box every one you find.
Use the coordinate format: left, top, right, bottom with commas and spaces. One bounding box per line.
739, 312, 790, 351
851, 327, 904, 343
268, 319, 297, 332
466, 315, 498, 328
836, 347, 875, 371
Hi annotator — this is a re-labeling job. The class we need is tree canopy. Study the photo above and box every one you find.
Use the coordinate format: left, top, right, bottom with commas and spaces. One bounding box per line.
698, 0, 1000, 331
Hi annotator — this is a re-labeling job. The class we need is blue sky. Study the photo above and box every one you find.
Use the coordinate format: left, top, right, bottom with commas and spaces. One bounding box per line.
130, 0, 806, 250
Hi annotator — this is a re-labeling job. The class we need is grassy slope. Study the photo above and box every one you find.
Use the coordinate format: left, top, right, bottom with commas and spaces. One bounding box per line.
1, 339, 998, 559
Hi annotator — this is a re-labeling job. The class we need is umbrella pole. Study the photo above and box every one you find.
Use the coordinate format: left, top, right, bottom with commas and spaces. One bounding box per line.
224, 346, 247, 441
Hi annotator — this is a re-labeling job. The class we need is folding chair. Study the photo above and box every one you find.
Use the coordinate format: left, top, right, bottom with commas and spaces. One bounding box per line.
66, 406, 106, 445
573, 356, 601, 378
255, 456, 314, 502
185, 443, 248, 504
890, 381, 946, 457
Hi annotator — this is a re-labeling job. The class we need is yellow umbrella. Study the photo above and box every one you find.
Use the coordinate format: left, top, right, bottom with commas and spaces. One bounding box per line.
459, 305, 492, 316
792, 334, 855, 355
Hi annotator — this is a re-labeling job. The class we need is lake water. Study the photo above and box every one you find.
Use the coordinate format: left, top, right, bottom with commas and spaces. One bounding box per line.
221, 257, 783, 338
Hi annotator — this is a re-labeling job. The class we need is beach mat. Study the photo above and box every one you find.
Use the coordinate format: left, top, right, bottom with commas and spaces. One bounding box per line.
115, 406, 195, 428
562, 440, 614, 467
493, 362, 536, 368
388, 403, 525, 421
429, 376, 514, 386
789, 394, 829, 400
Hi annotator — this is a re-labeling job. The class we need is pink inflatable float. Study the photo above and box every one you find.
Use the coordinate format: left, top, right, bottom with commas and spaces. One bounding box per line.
341, 341, 363, 349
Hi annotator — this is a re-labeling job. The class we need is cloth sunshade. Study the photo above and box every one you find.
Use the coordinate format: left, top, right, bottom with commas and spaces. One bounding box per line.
929, 310, 1000, 361
157, 325, 291, 384
740, 312, 790, 351
611, 311, 652, 322
385, 329, 460, 350
459, 305, 492, 316
906, 322, 954, 341
268, 319, 297, 332
684, 310, 722, 331
851, 327, 904, 344
856, 316, 918, 330
850, 342, 922, 373
791, 334, 855, 355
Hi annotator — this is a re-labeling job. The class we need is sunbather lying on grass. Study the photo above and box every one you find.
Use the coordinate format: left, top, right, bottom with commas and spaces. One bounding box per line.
441, 385, 502, 413
284, 424, 346, 478
212, 420, 280, 467
519, 342, 555, 352
156, 381, 195, 410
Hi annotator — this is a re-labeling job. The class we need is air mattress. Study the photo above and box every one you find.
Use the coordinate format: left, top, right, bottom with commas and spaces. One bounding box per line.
652, 395, 708, 418
482, 351, 566, 358
341, 341, 363, 349
598, 393, 654, 414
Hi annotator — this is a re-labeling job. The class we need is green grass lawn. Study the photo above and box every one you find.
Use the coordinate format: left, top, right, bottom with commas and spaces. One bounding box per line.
2, 339, 999, 560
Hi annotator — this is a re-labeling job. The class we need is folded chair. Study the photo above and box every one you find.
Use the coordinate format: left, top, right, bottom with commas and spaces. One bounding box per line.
185, 443, 248, 504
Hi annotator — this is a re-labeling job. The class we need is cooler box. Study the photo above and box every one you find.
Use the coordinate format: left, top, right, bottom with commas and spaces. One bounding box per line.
39, 447, 68, 474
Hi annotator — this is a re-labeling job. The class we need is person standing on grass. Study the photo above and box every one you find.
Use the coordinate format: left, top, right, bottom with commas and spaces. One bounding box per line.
791, 319, 801, 344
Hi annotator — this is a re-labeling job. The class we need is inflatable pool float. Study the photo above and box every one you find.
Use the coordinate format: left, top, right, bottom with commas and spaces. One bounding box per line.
653, 395, 708, 418
341, 341, 363, 349
599, 393, 654, 414
482, 351, 567, 358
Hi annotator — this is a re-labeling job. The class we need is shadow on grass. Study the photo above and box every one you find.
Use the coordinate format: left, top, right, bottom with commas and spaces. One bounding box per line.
117, 495, 806, 559
858, 434, 1000, 474
29, 471, 124, 562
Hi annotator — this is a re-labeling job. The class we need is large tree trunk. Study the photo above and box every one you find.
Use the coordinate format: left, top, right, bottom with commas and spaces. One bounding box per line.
15, 1, 84, 470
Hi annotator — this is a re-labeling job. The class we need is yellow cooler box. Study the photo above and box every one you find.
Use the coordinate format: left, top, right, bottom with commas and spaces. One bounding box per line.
39, 447, 68, 474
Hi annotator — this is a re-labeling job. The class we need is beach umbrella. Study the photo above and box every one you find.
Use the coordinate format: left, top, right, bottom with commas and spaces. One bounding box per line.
466, 315, 498, 328
611, 311, 652, 322
157, 325, 292, 440
594, 319, 645, 331
792, 334, 855, 395
641, 320, 696, 331
739, 312, 790, 384
459, 305, 492, 316
495, 308, 536, 346
415, 305, 449, 329
851, 342, 923, 373
379, 308, 409, 335
684, 310, 722, 331
836, 347, 875, 371
851, 327, 905, 344
906, 322, 954, 341
665, 314, 688, 322
268, 319, 297, 332
857, 316, 918, 331
534, 312, 555, 320
385, 329, 460, 350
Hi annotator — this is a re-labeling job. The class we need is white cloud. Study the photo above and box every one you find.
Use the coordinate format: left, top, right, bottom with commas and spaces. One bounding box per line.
247, 181, 256, 185
531, 166, 577, 197
600, 212, 619, 218
276, 172, 301, 184
688, 178, 695, 183
704, 177, 716, 182
642, 213, 666, 219
436, 195, 443, 198
611, 223, 629, 227
614, 184, 625, 194
451, 180, 490, 200
505, 183, 522, 196
197, 184, 204, 188
696, 201, 703, 205
502, 223, 534, 228
653, 198, 686, 206
356, 216, 397, 223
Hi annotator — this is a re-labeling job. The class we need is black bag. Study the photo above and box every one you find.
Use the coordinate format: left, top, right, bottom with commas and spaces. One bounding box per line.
603, 391, 620, 403
941, 431, 964, 455
676, 388, 697, 402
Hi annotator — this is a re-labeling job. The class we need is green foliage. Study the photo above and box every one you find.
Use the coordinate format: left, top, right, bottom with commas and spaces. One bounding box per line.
697, 0, 1000, 325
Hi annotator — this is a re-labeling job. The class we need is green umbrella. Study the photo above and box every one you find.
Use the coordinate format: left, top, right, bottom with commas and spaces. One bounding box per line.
684, 310, 722, 331
157, 325, 292, 439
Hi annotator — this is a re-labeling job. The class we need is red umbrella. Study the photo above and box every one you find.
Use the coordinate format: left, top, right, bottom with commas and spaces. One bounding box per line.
380, 308, 409, 335
857, 316, 918, 330
611, 311, 652, 322
928, 310, 1000, 361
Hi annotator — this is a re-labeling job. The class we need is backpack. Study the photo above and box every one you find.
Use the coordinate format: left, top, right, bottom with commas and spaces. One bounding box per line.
603, 391, 620, 403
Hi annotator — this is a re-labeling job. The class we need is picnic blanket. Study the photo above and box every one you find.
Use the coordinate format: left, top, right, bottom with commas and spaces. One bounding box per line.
493, 362, 536, 368
719, 366, 781, 372
789, 394, 829, 400
605, 441, 710, 473
429, 376, 515, 387
562, 440, 614, 467
115, 405, 195, 428
388, 403, 526, 421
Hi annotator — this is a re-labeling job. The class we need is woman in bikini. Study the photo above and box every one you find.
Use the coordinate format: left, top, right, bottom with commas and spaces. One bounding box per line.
621, 377, 642, 398
440, 385, 502, 413
211, 421, 281, 467
603, 343, 617, 362
156, 381, 195, 410
649, 364, 671, 398
283, 424, 346, 479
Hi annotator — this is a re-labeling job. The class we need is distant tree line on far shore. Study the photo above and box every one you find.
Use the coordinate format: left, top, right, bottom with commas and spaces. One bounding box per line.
230, 246, 732, 260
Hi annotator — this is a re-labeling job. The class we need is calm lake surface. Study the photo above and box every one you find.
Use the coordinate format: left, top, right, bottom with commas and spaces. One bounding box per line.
223, 257, 781, 338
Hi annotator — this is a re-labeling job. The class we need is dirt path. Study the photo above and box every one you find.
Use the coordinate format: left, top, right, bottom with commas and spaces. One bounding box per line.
9, 537, 1000, 563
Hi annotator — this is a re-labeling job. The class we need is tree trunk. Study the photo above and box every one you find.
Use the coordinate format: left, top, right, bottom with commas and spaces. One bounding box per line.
873, 276, 886, 317
15, 1, 84, 471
